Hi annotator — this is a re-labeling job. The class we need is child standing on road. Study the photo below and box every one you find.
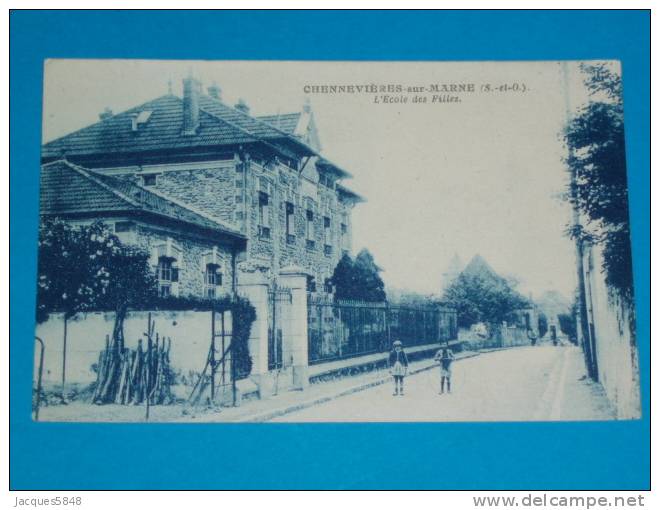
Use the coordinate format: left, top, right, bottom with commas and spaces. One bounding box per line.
388, 340, 409, 396
434, 346, 455, 394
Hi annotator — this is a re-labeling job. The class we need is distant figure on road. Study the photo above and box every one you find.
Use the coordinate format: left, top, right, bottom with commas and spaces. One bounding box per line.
527, 328, 538, 346
550, 326, 558, 346
388, 340, 409, 396
434, 346, 455, 394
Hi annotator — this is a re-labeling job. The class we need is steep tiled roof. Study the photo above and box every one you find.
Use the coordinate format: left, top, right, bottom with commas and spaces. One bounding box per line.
41, 94, 318, 162
40, 160, 245, 239
42, 95, 259, 160
41, 89, 364, 205
336, 183, 365, 203
256, 113, 301, 135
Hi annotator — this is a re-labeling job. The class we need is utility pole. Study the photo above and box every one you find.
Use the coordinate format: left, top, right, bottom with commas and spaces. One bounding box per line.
561, 62, 596, 379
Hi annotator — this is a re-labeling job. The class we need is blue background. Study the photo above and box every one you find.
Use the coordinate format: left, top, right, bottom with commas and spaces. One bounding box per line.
10, 10, 650, 490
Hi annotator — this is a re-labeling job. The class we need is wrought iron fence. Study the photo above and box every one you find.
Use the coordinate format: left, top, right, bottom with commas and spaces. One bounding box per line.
307, 297, 457, 365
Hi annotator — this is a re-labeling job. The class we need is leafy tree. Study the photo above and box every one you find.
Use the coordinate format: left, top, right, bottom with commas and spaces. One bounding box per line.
37, 219, 109, 323
98, 244, 158, 350
558, 298, 579, 345
563, 63, 633, 302
329, 249, 386, 302
353, 249, 386, 302
538, 312, 548, 339
442, 272, 530, 330
37, 219, 157, 350
329, 253, 357, 301
387, 288, 439, 308
37, 219, 152, 396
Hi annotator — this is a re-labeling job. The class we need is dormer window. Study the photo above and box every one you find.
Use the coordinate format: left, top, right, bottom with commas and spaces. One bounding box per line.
131, 110, 153, 131
319, 174, 334, 188
142, 174, 157, 186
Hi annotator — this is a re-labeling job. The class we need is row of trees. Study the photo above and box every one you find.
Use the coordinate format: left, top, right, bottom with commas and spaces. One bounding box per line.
563, 63, 633, 303
329, 250, 386, 302
328, 249, 533, 337
442, 272, 530, 330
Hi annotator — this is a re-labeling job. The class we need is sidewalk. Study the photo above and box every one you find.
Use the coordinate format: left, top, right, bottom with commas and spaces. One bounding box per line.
177, 348, 484, 423
38, 347, 501, 423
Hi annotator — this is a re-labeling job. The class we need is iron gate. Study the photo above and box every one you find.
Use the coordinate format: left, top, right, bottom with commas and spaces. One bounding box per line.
268, 285, 292, 370
307, 297, 458, 365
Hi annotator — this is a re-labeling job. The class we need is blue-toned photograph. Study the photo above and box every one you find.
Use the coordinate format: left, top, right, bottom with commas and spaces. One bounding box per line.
10, 10, 649, 491
32, 59, 640, 424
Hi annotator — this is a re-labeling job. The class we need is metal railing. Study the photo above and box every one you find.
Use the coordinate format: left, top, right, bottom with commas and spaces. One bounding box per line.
307, 297, 457, 365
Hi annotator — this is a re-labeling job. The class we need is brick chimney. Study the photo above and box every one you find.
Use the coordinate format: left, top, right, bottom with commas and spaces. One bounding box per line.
182, 76, 201, 135
207, 82, 221, 100
235, 98, 250, 115
99, 107, 113, 121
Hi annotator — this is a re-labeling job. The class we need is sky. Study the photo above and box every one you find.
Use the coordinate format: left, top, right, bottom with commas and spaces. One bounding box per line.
42, 59, 607, 299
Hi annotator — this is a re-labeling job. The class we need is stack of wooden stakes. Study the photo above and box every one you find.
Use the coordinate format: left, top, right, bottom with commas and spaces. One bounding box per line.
93, 313, 174, 406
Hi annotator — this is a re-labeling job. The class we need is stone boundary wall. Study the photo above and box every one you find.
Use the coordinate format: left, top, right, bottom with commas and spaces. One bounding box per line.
34, 310, 226, 388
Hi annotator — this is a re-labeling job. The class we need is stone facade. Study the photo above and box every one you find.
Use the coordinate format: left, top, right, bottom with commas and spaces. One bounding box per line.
237, 157, 356, 289
133, 222, 235, 299
67, 215, 236, 299
102, 154, 359, 292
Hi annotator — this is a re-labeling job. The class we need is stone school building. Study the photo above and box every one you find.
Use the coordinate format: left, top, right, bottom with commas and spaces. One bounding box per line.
39, 77, 365, 397
41, 76, 364, 297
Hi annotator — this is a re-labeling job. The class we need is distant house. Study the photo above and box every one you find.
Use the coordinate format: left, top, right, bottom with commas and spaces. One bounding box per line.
440, 253, 463, 291
40, 159, 246, 298
455, 254, 538, 333
41, 77, 364, 293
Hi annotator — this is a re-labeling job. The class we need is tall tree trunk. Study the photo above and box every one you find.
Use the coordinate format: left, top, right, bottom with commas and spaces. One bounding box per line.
112, 304, 127, 351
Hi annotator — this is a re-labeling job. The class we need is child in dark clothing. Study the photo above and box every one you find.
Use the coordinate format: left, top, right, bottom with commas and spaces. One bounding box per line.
388, 340, 409, 396
434, 346, 455, 394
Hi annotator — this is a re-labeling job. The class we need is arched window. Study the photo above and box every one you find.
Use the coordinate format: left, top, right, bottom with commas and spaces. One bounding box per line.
157, 256, 178, 297
204, 263, 223, 298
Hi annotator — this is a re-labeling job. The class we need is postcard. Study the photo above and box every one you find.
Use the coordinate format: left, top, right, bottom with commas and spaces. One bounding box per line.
33, 59, 640, 423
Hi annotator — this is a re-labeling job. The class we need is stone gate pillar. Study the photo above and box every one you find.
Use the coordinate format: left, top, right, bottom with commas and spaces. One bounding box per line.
278, 265, 310, 390
237, 270, 271, 398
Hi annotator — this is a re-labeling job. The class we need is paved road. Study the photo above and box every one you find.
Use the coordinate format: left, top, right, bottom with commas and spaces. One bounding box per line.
271, 345, 615, 422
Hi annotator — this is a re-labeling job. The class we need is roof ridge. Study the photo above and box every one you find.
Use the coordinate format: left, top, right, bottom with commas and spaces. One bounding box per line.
197, 104, 260, 143
202, 93, 302, 141
257, 112, 301, 118
199, 94, 321, 158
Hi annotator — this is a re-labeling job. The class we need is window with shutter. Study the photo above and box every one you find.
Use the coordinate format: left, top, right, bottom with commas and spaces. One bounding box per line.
323, 216, 331, 253
204, 263, 222, 298
258, 191, 271, 239
157, 257, 175, 297
306, 209, 315, 249
286, 202, 295, 244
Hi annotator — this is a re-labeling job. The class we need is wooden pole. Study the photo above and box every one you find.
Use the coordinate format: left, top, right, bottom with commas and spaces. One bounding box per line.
210, 306, 216, 404
61, 314, 68, 401
231, 329, 237, 407
145, 312, 151, 421
34, 337, 45, 421
221, 311, 226, 391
